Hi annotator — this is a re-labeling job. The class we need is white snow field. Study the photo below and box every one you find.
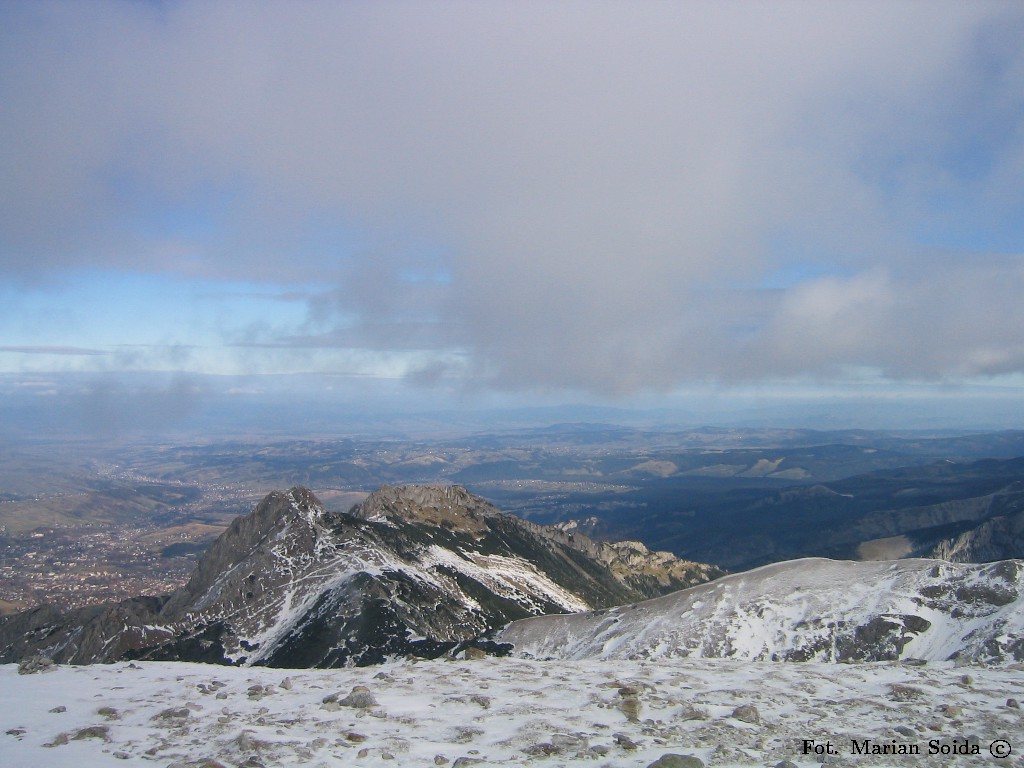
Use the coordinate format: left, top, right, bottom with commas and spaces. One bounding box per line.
3, 656, 1022, 768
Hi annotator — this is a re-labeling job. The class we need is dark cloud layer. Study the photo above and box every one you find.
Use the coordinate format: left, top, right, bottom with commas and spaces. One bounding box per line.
1, 1, 1023, 397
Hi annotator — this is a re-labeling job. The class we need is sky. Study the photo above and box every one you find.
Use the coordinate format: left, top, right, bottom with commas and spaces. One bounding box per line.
2, 1, 1024, 432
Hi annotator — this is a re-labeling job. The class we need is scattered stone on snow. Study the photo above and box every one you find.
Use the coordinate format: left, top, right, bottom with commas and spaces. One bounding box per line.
732, 703, 760, 724
71, 724, 110, 741
614, 732, 639, 750
17, 654, 55, 674
888, 683, 925, 701
676, 704, 708, 720
645, 754, 705, 768
152, 707, 191, 721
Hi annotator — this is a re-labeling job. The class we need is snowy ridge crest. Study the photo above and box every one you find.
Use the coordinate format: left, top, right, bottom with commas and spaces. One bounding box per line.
497, 557, 1024, 664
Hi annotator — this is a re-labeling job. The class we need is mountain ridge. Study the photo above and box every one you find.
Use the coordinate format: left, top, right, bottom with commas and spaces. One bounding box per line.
0, 484, 720, 667
496, 556, 1024, 664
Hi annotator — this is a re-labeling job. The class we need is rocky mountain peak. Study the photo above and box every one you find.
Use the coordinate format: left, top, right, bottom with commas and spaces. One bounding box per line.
159, 486, 330, 620
348, 484, 499, 534
0, 484, 723, 668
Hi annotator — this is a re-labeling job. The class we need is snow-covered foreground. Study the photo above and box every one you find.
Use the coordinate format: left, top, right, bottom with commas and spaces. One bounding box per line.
3, 658, 1022, 768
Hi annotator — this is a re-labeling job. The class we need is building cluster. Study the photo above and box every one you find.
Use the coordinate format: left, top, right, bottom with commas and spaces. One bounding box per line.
0, 526, 195, 612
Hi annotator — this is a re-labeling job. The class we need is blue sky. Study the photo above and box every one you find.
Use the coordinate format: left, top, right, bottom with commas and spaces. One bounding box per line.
2, 1, 1024, 430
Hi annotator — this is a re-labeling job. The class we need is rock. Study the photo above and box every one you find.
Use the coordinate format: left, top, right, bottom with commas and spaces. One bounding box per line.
49, 705, 66, 713
235, 730, 268, 751
676, 705, 708, 720
525, 743, 562, 756
381, 752, 395, 760
888, 684, 924, 701
433, 756, 449, 765
152, 707, 191, 721
614, 733, 639, 750
97, 706, 120, 720
337, 685, 378, 708
646, 755, 705, 768
6, 727, 26, 737
938, 704, 962, 718
589, 745, 611, 756
345, 732, 368, 743
732, 704, 760, 724
356, 748, 369, 758
901, 658, 928, 666
468, 694, 491, 709
551, 732, 588, 752
775, 761, 799, 768
620, 696, 641, 721
959, 674, 973, 686
114, 752, 130, 760
279, 676, 293, 690
464, 647, 487, 660
1007, 698, 1020, 709
47, 733, 69, 747
71, 725, 110, 741
17, 654, 55, 674
895, 726, 916, 737
452, 759, 483, 767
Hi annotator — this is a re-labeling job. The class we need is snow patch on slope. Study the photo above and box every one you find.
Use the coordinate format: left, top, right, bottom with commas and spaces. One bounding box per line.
497, 558, 1024, 664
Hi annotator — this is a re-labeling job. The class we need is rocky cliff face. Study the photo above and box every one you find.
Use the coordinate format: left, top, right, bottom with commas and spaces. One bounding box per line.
497, 557, 1024, 664
0, 485, 721, 668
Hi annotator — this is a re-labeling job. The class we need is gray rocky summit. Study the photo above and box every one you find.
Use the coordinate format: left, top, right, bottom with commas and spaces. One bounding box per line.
0, 484, 721, 668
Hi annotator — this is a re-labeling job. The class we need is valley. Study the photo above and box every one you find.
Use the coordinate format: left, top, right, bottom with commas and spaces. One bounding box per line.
2, 425, 1024, 614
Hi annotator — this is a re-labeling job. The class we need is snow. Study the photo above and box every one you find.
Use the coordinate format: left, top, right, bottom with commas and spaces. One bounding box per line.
497, 558, 1024, 664
3, 656, 1021, 767
418, 544, 592, 613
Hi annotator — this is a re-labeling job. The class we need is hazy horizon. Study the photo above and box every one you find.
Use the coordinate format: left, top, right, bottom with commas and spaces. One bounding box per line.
3, 2, 1024, 437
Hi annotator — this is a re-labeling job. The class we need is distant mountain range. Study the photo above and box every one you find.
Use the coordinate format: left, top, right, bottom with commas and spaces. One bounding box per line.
554, 455, 1024, 570
0, 485, 719, 667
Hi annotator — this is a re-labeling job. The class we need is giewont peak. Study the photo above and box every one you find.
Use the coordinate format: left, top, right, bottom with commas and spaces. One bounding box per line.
350, 484, 500, 532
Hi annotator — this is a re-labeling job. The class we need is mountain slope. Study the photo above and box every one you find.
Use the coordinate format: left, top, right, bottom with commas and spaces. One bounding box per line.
571, 455, 1024, 570
0, 485, 721, 667
496, 557, 1024, 664
4, 656, 1022, 768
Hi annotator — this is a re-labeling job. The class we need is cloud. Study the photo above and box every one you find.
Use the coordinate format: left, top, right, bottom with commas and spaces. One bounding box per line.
1, 1, 1023, 397
0, 345, 108, 356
